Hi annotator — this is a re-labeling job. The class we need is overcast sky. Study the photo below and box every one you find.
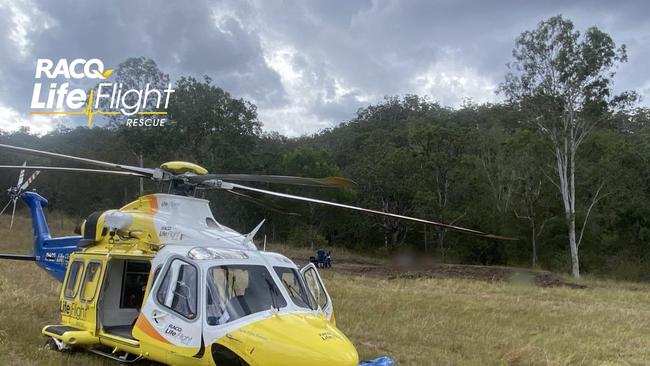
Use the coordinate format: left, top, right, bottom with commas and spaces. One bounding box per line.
1, 0, 648, 136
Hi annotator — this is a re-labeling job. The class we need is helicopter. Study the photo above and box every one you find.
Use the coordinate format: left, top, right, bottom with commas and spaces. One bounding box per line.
0, 143, 511, 366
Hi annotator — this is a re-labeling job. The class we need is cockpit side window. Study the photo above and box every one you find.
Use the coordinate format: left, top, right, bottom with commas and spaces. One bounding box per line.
156, 259, 198, 320
303, 267, 328, 310
206, 265, 286, 326
273, 267, 317, 310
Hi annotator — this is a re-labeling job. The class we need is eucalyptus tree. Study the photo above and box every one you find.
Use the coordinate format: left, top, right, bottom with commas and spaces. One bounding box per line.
500, 15, 636, 276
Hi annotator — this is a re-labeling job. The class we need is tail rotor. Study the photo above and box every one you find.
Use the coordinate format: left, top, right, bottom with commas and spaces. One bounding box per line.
1, 162, 40, 230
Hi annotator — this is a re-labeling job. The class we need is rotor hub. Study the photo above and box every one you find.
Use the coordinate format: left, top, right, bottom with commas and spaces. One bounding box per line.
159, 161, 208, 175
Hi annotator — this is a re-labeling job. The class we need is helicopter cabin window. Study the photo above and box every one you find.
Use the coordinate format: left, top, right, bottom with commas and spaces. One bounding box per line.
206, 265, 287, 326
64, 260, 84, 299
80, 262, 102, 302
156, 259, 198, 320
120, 261, 151, 309
274, 267, 317, 310
303, 267, 328, 310
151, 265, 162, 287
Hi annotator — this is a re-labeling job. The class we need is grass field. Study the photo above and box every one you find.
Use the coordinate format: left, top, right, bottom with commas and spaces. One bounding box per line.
1, 213, 650, 365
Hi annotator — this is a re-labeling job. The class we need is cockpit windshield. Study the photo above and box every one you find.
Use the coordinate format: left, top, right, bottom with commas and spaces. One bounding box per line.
206, 265, 286, 325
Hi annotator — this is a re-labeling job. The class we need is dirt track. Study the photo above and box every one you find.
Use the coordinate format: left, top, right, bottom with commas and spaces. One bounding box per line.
297, 257, 586, 289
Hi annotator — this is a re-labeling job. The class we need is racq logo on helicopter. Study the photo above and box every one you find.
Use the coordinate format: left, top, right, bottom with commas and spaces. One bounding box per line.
30, 58, 174, 127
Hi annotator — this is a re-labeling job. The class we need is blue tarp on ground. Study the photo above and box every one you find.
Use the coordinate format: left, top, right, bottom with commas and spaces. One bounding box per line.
359, 356, 397, 366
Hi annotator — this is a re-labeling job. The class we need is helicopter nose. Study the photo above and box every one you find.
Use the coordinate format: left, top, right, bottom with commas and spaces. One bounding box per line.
215, 313, 359, 366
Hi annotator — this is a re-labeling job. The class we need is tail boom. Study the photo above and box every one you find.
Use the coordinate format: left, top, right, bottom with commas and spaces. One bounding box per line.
19, 191, 81, 282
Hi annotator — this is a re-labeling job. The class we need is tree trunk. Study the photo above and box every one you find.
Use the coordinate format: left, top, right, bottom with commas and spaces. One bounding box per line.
309, 206, 313, 250
390, 230, 399, 251
568, 212, 579, 277
272, 224, 276, 242
309, 204, 315, 250
423, 224, 428, 253
309, 224, 314, 250
555, 137, 581, 277
530, 219, 537, 268
569, 139, 580, 277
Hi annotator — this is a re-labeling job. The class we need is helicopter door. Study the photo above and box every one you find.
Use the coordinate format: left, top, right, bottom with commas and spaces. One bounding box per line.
135, 257, 203, 358
300, 263, 333, 321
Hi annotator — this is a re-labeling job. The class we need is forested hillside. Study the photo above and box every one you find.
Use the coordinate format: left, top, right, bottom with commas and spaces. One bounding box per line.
2, 94, 650, 279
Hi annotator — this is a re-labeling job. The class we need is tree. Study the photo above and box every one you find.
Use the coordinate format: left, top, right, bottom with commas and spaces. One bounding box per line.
500, 15, 636, 276
343, 97, 432, 251
96, 57, 171, 195
409, 124, 470, 257
507, 130, 553, 267
282, 146, 342, 249
167, 76, 261, 169
352, 133, 417, 251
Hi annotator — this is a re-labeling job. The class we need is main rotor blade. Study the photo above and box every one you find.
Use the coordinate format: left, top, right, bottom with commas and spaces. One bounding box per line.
0, 144, 155, 176
191, 174, 356, 188
0, 254, 36, 261
229, 183, 517, 240
227, 190, 300, 216
0, 165, 147, 177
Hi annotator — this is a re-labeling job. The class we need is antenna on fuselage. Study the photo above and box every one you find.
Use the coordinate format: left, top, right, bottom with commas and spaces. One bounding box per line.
245, 219, 266, 246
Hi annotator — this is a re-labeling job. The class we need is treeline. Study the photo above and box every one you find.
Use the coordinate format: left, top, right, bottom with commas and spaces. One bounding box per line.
1, 93, 650, 279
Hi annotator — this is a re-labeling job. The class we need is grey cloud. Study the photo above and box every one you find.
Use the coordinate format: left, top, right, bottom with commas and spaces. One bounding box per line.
0, 0, 285, 125
0, 0, 649, 135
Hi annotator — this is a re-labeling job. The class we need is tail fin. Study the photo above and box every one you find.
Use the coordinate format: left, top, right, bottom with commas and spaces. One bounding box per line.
21, 191, 52, 247
0, 178, 77, 282
13, 191, 79, 282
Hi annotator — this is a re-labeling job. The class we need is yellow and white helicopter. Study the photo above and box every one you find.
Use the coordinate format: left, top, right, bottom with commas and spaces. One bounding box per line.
0, 143, 508, 366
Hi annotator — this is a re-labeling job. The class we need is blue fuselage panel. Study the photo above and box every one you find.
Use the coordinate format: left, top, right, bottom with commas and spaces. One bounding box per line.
35, 236, 81, 282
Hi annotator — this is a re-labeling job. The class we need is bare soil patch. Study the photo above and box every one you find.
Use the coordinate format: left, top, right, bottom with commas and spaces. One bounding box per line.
295, 257, 586, 289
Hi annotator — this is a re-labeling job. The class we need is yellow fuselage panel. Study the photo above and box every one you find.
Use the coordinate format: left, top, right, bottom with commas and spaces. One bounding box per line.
215, 313, 359, 366
58, 253, 106, 332
79, 195, 161, 255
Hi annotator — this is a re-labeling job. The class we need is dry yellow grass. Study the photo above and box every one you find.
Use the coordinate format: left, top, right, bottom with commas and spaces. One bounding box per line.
328, 273, 650, 365
1, 213, 650, 365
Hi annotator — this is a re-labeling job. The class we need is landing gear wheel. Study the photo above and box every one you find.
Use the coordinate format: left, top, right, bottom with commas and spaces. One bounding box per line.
44, 337, 71, 352
44, 338, 58, 351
